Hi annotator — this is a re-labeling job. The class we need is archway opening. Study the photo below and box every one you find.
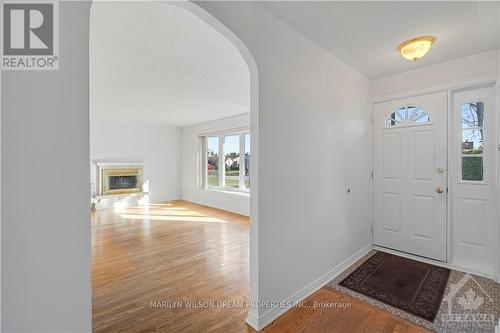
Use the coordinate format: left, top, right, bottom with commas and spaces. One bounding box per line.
89, 1, 258, 330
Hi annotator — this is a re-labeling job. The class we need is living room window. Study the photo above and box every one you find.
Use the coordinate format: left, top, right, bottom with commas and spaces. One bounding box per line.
207, 136, 220, 187
202, 129, 250, 192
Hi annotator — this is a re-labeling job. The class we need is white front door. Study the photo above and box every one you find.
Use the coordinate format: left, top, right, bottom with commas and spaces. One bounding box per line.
373, 91, 447, 262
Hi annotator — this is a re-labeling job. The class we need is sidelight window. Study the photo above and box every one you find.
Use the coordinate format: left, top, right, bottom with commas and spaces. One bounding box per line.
460, 102, 485, 181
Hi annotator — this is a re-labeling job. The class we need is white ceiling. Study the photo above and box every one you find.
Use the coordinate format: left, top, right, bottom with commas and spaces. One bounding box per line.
90, 2, 250, 127
261, 1, 500, 79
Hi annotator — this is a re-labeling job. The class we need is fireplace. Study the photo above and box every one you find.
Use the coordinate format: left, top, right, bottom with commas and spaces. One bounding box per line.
99, 166, 143, 195
108, 175, 138, 190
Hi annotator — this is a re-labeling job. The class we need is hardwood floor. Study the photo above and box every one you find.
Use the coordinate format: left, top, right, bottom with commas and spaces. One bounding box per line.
92, 200, 432, 333
92, 200, 251, 332
261, 287, 432, 333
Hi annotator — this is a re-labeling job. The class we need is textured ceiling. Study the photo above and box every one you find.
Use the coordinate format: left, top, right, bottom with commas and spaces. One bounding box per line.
261, 1, 500, 79
90, 1, 500, 125
90, 2, 250, 126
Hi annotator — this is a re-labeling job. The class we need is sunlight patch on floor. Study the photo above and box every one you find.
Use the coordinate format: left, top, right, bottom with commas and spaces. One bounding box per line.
119, 214, 229, 223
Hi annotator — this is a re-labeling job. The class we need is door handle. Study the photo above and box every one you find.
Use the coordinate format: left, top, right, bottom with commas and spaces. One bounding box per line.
436, 186, 444, 193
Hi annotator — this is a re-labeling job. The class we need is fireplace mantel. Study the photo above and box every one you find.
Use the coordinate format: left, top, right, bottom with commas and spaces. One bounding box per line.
94, 161, 145, 168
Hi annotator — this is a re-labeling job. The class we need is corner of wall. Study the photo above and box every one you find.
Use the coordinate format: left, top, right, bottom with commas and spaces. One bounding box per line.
0, 53, 2, 331
253, 244, 372, 330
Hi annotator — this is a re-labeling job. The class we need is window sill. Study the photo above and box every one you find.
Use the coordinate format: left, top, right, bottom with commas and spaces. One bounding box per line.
205, 187, 250, 197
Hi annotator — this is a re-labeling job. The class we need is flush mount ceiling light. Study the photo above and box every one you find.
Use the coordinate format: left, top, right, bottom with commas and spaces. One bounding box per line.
397, 35, 436, 61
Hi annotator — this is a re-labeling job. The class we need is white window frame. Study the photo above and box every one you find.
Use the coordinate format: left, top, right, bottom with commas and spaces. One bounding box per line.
384, 104, 431, 128
458, 99, 487, 184
199, 127, 250, 193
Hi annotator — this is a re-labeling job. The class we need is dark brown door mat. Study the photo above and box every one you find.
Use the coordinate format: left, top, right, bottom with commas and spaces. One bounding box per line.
339, 251, 450, 322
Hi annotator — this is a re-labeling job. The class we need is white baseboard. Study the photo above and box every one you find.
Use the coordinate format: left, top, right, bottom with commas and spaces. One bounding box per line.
245, 309, 259, 330
451, 259, 496, 279
182, 189, 249, 216
247, 244, 372, 331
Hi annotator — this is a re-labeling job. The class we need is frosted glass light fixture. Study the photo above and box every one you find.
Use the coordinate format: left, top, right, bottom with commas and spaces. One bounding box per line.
397, 35, 435, 61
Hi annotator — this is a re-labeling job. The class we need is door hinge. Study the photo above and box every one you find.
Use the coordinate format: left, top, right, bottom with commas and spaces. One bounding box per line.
370, 224, 374, 234
371, 170, 374, 179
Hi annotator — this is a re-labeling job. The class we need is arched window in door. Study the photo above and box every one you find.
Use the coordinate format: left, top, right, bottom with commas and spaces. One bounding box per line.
386, 105, 430, 127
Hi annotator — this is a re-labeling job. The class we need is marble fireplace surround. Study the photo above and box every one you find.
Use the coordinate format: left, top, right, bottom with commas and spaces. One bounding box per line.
91, 161, 148, 210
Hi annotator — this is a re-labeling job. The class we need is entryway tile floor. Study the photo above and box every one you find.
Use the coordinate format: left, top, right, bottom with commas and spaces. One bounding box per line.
327, 250, 500, 333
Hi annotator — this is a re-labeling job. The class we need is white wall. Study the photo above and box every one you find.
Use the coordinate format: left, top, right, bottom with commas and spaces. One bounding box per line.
90, 118, 182, 208
372, 50, 499, 98
182, 113, 250, 216
196, 2, 372, 328
497, 44, 500, 283
1, 2, 372, 331
0, 54, 2, 332
1, 2, 92, 331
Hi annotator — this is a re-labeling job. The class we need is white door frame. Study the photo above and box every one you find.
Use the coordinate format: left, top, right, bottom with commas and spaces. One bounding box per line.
372, 92, 448, 262
371, 73, 499, 281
